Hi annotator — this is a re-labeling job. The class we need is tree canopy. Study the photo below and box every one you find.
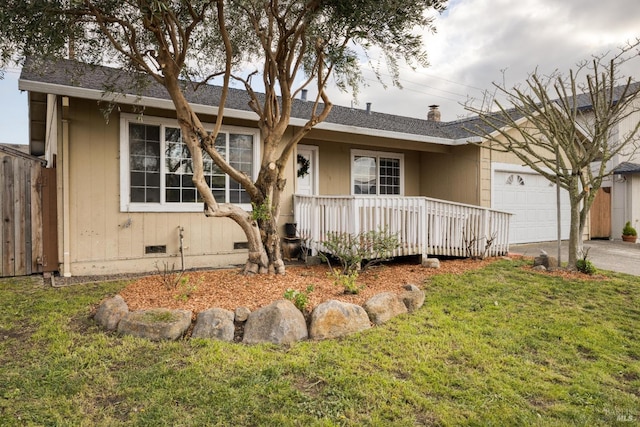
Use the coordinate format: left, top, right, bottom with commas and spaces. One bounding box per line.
1, 0, 447, 274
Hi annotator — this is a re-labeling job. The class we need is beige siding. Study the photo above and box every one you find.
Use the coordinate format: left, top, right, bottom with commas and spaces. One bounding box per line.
303, 138, 422, 196
419, 144, 481, 205
66, 99, 250, 275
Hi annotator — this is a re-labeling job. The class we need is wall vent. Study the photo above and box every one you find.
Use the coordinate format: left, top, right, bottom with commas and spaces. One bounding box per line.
234, 242, 249, 250
145, 245, 167, 254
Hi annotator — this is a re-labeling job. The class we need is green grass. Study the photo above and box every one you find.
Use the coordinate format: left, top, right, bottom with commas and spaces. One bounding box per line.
1, 259, 639, 426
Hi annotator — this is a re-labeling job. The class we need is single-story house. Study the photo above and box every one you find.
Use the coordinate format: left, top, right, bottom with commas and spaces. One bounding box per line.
18, 58, 580, 277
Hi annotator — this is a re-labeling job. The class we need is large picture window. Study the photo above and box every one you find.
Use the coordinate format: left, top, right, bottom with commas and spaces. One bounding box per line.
351, 149, 403, 195
120, 114, 259, 212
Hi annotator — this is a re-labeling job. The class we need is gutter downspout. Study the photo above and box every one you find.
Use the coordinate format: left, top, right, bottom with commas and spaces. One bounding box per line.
62, 96, 71, 277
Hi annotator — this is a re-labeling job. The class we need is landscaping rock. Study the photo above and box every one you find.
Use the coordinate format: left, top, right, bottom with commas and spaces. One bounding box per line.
192, 308, 235, 341
533, 264, 547, 271
363, 292, 408, 325
117, 308, 192, 341
234, 307, 251, 322
400, 284, 426, 313
533, 250, 558, 269
309, 300, 371, 340
94, 295, 129, 331
422, 258, 440, 269
242, 300, 308, 345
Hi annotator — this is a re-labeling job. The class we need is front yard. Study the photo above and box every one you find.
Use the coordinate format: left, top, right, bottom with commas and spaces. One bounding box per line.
1, 258, 638, 425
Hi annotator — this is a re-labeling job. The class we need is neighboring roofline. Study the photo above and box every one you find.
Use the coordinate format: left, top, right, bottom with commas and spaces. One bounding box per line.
19, 78, 467, 146
0, 143, 47, 164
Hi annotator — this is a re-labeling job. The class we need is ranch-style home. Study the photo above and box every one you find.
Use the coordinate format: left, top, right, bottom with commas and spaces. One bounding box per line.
15, 58, 584, 277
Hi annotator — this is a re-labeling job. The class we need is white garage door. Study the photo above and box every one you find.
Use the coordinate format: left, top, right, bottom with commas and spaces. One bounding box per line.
493, 166, 571, 244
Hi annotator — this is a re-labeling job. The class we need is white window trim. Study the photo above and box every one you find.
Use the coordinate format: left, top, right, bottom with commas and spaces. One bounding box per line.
350, 149, 404, 196
120, 113, 260, 212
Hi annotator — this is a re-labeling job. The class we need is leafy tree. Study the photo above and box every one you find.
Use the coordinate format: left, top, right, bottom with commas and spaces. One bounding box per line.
465, 42, 640, 267
0, 0, 446, 274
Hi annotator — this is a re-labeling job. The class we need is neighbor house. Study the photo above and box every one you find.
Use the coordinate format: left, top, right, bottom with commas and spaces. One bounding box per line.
16, 58, 582, 277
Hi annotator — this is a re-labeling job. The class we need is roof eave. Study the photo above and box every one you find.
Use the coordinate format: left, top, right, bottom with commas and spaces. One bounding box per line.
19, 78, 461, 147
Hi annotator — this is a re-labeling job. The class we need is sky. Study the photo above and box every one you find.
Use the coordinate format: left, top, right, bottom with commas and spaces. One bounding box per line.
1, 0, 639, 146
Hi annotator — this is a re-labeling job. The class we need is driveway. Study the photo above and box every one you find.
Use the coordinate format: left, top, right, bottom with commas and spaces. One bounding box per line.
509, 240, 640, 276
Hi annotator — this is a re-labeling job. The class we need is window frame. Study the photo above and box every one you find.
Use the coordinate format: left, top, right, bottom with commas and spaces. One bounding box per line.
350, 149, 404, 196
120, 113, 260, 212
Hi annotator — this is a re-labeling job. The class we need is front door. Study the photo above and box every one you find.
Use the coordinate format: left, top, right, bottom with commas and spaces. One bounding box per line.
296, 145, 318, 196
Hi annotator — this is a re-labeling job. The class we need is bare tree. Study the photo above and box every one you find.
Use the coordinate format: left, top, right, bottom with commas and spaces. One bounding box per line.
465, 41, 640, 267
1, 0, 446, 274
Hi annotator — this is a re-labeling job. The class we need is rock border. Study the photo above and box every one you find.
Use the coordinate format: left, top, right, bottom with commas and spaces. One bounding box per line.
95, 284, 426, 344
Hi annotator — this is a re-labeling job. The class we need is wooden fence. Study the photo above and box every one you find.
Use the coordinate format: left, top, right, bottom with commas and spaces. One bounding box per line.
293, 195, 511, 259
0, 146, 56, 277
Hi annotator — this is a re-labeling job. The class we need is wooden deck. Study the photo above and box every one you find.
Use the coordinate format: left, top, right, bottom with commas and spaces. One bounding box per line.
293, 195, 512, 259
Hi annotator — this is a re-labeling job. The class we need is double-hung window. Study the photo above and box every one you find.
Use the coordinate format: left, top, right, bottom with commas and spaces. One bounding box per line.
120, 114, 259, 212
351, 149, 403, 195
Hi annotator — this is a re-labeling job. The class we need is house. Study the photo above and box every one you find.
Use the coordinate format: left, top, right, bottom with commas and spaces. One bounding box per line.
581, 86, 640, 241
17, 58, 577, 277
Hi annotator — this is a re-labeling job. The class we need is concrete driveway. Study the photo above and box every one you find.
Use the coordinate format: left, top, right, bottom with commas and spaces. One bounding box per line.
510, 240, 640, 276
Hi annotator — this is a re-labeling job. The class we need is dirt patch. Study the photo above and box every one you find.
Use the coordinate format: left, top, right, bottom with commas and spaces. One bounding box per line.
119, 258, 499, 315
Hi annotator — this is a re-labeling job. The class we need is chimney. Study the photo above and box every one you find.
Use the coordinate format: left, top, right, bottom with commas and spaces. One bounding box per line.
301, 89, 308, 101
366, 102, 372, 115
427, 104, 441, 122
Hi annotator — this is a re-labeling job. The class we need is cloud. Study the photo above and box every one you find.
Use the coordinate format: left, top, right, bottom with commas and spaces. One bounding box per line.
325, 0, 640, 122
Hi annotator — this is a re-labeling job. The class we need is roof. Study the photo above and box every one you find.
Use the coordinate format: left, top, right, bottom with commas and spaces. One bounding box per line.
0, 143, 47, 163
19, 57, 480, 145
612, 161, 640, 175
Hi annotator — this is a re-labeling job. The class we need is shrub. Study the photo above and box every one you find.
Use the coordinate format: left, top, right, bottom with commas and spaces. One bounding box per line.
576, 248, 596, 275
622, 221, 637, 236
318, 228, 400, 294
283, 285, 314, 312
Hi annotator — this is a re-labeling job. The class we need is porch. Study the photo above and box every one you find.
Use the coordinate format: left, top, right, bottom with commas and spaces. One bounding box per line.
293, 195, 512, 259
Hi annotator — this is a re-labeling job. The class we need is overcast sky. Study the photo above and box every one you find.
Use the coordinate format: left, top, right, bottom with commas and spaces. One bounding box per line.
1, 0, 639, 145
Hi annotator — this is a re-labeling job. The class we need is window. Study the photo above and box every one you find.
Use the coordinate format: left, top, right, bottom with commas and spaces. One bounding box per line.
120, 114, 259, 212
351, 149, 403, 195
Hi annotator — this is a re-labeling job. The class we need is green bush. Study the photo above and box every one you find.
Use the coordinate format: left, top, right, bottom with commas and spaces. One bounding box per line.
318, 228, 400, 294
283, 285, 314, 312
622, 221, 637, 236
576, 259, 596, 275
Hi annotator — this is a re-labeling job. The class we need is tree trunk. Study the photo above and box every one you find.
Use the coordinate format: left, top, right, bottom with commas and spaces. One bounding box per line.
567, 179, 582, 268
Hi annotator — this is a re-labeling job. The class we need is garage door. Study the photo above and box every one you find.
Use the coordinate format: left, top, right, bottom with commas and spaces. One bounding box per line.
493, 167, 570, 244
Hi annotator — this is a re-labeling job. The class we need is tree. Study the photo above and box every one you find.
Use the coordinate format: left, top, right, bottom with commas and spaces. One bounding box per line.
0, 0, 446, 274
465, 42, 640, 267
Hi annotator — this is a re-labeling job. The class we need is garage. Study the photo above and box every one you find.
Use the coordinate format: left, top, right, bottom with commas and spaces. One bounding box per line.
492, 164, 571, 244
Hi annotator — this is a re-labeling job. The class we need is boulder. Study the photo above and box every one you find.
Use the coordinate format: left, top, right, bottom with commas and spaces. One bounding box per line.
234, 307, 251, 322
117, 308, 192, 341
242, 300, 308, 345
422, 258, 440, 269
533, 250, 558, 269
363, 292, 408, 325
309, 300, 371, 340
400, 284, 426, 313
192, 308, 235, 341
94, 295, 129, 331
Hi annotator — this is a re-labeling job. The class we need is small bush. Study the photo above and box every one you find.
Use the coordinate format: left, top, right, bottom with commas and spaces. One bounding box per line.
319, 228, 400, 294
622, 221, 637, 236
576, 259, 596, 275
576, 248, 596, 275
284, 285, 314, 312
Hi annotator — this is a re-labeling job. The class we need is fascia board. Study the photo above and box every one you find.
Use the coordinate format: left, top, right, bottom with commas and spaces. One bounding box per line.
19, 78, 459, 146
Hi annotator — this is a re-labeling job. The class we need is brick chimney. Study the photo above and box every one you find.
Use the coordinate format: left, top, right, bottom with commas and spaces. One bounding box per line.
427, 105, 441, 122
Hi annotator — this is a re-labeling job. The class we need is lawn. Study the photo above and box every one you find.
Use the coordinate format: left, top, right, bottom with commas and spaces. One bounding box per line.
1, 259, 638, 426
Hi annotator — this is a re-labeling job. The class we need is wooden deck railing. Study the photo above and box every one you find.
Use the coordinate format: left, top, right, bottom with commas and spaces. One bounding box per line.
293, 195, 511, 259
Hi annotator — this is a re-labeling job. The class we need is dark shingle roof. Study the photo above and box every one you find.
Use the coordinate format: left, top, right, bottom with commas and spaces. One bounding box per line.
613, 161, 640, 175
20, 57, 477, 141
